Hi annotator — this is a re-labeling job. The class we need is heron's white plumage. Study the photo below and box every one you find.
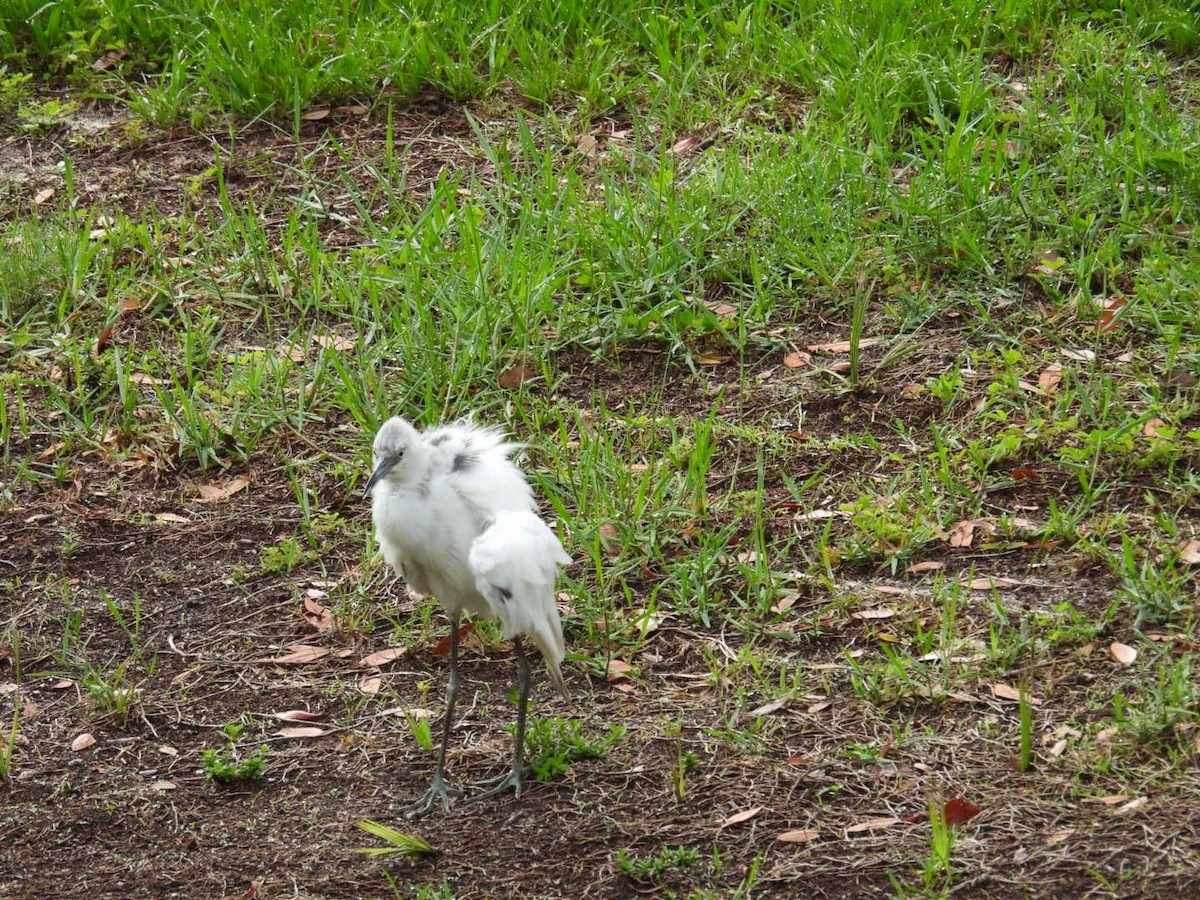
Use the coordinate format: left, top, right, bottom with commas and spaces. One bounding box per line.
368, 415, 570, 690
469, 510, 572, 698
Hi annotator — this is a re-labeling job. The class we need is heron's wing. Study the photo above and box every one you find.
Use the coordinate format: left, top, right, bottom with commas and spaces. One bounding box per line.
468, 511, 571, 697
431, 421, 536, 516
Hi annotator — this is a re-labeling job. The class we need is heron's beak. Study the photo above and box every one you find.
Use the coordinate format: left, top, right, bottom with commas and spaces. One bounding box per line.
364, 457, 396, 497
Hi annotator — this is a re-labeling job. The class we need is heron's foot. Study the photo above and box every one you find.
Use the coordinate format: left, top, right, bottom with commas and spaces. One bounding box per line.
467, 766, 526, 802
407, 774, 465, 818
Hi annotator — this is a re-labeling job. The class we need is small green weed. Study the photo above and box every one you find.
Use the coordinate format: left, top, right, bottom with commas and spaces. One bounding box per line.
201, 721, 269, 783
519, 717, 624, 782
354, 819, 436, 859
615, 844, 701, 884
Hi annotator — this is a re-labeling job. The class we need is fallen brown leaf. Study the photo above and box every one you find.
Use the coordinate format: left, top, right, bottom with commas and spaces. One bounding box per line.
1181, 540, 1200, 565
1116, 796, 1149, 815
845, 817, 905, 834
1108, 642, 1137, 666
33, 187, 55, 205
274, 710, 323, 722
782, 351, 811, 369
1044, 828, 1074, 846
606, 659, 634, 681
1142, 417, 1169, 438
360, 647, 407, 668
268, 644, 329, 664
576, 133, 599, 157
943, 797, 982, 826
1037, 364, 1064, 394
991, 683, 1043, 705
949, 518, 995, 549
498, 365, 537, 389
806, 338, 880, 353
275, 726, 333, 738
196, 474, 251, 502
721, 806, 763, 827
771, 592, 800, 613
852, 607, 896, 620
71, 733, 96, 751
745, 697, 789, 718
776, 828, 820, 843
358, 676, 382, 695
433, 622, 475, 657
907, 561, 945, 574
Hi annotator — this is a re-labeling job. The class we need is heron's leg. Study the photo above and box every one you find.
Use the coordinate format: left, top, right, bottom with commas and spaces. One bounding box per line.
470, 636, 532, 801
409, 614, 466, 817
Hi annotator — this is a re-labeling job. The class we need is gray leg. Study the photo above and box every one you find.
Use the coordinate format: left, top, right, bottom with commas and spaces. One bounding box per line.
409, 615, 466, 817
470, 636, 532, 801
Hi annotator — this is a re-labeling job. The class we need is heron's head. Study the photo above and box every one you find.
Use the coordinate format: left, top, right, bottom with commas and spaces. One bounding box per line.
365, 416, 421, 496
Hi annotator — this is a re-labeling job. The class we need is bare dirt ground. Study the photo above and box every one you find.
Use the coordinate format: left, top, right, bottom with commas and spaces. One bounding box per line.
2, 102, 1199, 899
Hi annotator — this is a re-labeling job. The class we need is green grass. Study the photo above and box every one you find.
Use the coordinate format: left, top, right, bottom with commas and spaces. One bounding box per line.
2, 0, 1199, 894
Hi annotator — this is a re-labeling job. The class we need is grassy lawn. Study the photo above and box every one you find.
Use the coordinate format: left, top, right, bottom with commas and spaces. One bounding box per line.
2, 1, 1199, 897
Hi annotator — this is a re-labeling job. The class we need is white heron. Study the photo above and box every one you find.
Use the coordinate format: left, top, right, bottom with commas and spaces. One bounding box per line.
365, 416, 571, 814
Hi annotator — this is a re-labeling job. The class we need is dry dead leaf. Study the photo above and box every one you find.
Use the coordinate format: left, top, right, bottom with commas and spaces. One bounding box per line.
806, 700, 832, 714
196, 474, 251, 502
721, 806, 763, 827
360, 647, 407, 668
269, 644, 329, 664
771, 592, 800, 613
151, 780, 177, 790
964, 576, 1021, 591
776, 828, 819, 843
852, 607, 896, 620
907, 561, 945, 574
746, 697, 789, 718
1181, 540, 1200, 565
313, 333, 355, 352
949, 518, 995, 548
991, 683, 1043, 705
275, 726, 333, 738
1037, 364, 1064, 394
807, 338, 880, 353
845, 817, 905, 834
1143, 417, 1169, 438
498, 365, 537, 389
274, 710, 322, 722
433, 622, 475, 657
1032, 250, 1064, 276
33, 187, 55, 205
1096, 297, 1126, 333
1116, 796, 1149, 815
606, 659, 634, 681
301, 108, 330, 120
1086, 794, 1129, 805
874, 585, 909, 596
1061, 348, 1095, 362
154, 512, 188, 524
1048, 739, 1068, 757
694, 353, 731, 365
1044, 828, 1074, 846
1108, 642, 1137, 666
158, 745, 178, 756
669, 134, 702, 156
575, 133, 599, 157
358, 676, 382, 695
942, 797, 982, 825
92, 48, 127, 71
782, 351, 811, 369
71, 733, 96, 751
